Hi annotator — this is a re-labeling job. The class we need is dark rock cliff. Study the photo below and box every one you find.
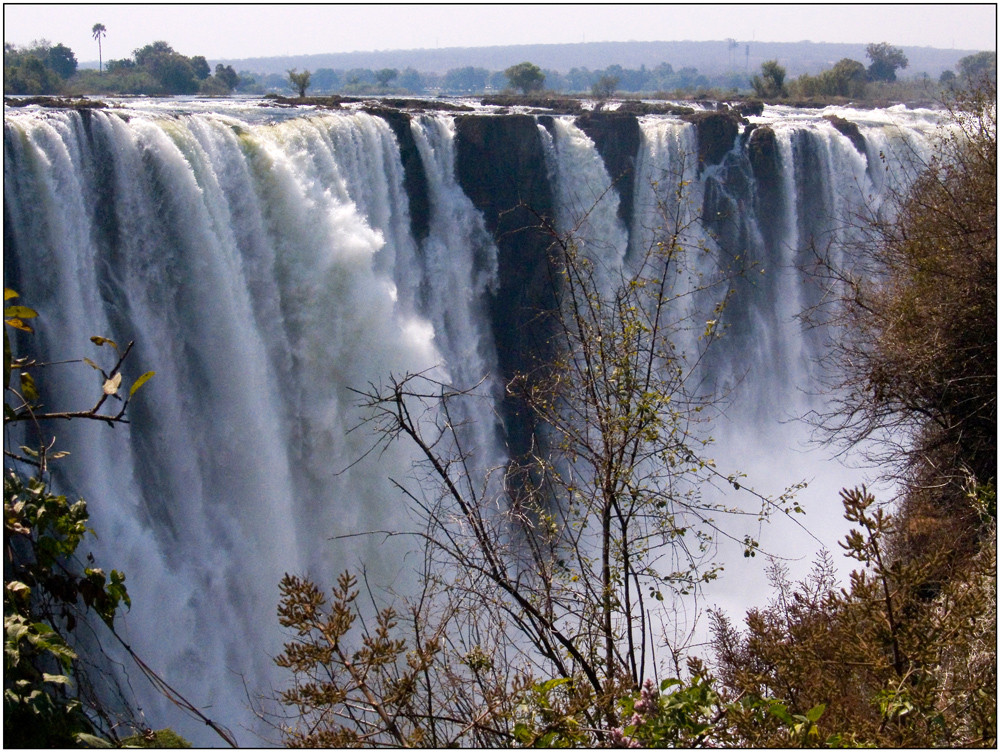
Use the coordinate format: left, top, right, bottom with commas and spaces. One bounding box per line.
574, 111, 642, 225
681, 110, 742, 170
745, 125, 785, 252
369, 108, 431, 242
453, 114, 558, 458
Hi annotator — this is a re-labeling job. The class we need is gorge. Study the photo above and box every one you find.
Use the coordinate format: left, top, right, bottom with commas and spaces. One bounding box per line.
3, 97, 943, 744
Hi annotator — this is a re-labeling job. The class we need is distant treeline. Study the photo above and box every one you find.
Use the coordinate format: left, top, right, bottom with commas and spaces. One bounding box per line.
4, 36, 996, 100
4, 39, 239, 95
237, 62, 739, 96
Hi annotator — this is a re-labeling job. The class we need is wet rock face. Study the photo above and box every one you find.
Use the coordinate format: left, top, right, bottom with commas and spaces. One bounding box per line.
745, 125, 786, 251
824, 114, 867, 157
454, 114, 558, 458
369, 108, 431, 242
682, 110, 742, 169
746, 126, 782, 194
574, 111, 642, 224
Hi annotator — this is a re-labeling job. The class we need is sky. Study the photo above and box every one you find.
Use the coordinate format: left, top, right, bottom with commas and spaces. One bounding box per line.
4, 3, 996, 64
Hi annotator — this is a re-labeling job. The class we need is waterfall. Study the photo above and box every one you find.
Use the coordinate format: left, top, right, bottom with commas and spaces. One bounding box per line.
3, 101, 943, 745
538, 116, 629, 294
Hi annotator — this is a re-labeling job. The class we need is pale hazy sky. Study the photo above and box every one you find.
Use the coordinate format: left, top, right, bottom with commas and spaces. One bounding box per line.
4, 4, 996, 64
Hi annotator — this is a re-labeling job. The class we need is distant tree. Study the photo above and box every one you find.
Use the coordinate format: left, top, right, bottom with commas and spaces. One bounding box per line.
442, 65, 489, 93
189, 55, 210, 80
105, 57, 134, 73
591, 73, 619, 99
396, 66, 426, 94
958, 50, 997, 85
374, 67, 398, 89
308, 68, 341, 93
46, 43, 77, 79
287, 68, 311, 97
939, 69, 958, 88
750, 59, 787, 98
141, 48, 199, 94
826, 57, 868, 97
676, 65, 708, 90
565, 66, 595, 92
866, 42, 908, 82
504, 61, 545, 94
91, 23, 105, 73
795, 57, 868, 99
132, 40, 174, 67
213, 63, 239, 91
341, 67, 376, 92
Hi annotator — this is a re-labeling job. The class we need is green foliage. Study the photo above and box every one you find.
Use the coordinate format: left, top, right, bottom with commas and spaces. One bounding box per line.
591, 73, 619, 100
504, 61, 545, 94
131, 41, 200, 94
442, 65, 489, 94
2, 290, 163, 747
53, 38, 225, 96
750, 59, 787, 98
792, 58, 868, 99
3, 470, 125, 747
374, 67, 398, 88
866, 41, 908, 82
287, 67, 311, 97
4, 40, 74, 94
214, 63, 240, 91
958, 51, 998, 85
511, 664, 839, 748
189, 55, 210, 80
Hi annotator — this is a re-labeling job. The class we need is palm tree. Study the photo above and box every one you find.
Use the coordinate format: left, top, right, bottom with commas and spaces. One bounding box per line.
91, 23, 106, 73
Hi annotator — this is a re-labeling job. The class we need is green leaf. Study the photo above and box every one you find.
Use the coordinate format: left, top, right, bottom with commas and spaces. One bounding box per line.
3, 325, 10, 391
74, 732, 113, 748
4, 317, 33, 333
805, 703, 826, 723
90, 335, 118, 350
4, 306, 37, 320
42, 672, 71, 686
128, 371, 155, 397
20, 372, 38, 403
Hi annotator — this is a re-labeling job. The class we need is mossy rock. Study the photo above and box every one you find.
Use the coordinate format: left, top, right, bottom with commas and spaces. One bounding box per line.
119, 728, 191, 748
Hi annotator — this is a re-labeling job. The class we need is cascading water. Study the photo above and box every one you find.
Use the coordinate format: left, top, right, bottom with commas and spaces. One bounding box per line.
3, 99, 943, 745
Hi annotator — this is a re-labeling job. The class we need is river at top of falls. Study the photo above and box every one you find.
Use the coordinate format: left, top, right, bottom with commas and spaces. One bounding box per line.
3, 96, 947, 745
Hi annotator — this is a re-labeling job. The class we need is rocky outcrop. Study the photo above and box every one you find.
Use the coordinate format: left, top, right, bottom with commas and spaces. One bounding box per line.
681, 109, 743, 169
367, 108, 431, 242
3, 95, 107, 109
454, 114, 558, 458
574, 111, 642, 224
481, 95, 583, 114
824, 114, 866, 157
611, 100, 695, 116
